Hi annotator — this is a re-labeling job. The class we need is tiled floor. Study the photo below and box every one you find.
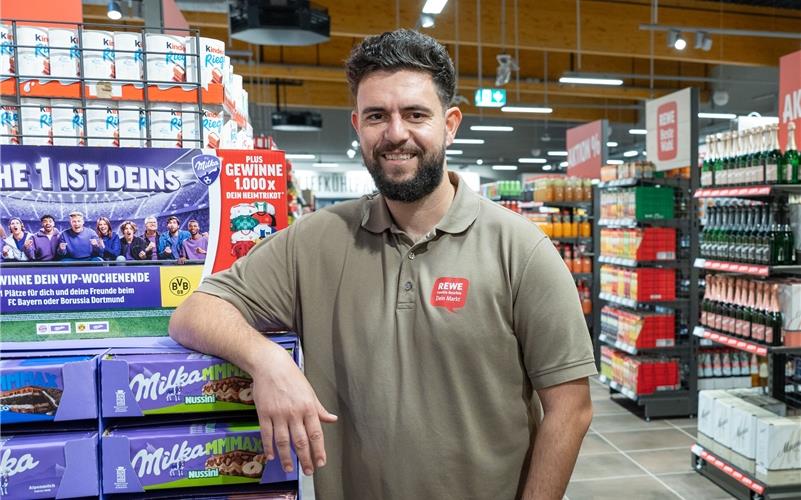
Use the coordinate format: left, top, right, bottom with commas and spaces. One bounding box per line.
566, 377, 733, 500
301, 377, 733, 499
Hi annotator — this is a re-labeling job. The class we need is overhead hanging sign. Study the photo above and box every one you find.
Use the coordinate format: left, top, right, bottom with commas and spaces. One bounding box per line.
566, 119, 607, 178
646, 88, 694, 171
473, 88, 506, 108
779, 49, 801, 152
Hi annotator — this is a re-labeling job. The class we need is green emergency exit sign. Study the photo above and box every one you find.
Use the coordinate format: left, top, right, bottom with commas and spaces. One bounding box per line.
474, 88, 506, 108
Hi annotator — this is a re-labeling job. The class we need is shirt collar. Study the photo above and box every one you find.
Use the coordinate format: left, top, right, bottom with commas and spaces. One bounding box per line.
360, 172, 480, 235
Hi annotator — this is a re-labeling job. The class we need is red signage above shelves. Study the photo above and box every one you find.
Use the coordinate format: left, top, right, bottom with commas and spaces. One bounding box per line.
779, 49, 801, 153
566, 120, 607, 179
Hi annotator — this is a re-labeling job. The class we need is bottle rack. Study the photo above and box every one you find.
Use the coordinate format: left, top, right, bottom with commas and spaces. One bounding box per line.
592, 175, 698, 419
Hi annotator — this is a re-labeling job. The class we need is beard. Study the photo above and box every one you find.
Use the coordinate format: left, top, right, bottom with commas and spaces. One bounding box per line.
363, 141, 446, 203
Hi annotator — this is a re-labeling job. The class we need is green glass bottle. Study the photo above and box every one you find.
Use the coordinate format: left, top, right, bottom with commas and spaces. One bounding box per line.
785, 122, 799, 184
714, 134, 725, 187
768, 125, 786, 184
702, 135, 713, 187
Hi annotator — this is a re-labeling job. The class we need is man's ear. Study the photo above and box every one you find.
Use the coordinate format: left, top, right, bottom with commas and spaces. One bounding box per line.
351, 110, 359, 135
444, 106, 463, 147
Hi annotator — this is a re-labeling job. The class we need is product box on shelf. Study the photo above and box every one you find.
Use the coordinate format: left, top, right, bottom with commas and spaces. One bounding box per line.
0, 146, 288, 346
101, 422, 297, 494
755, 416, 801, 472
729, 400, 778, 460
0, 353, 100, 423
101, 336, 298, 417
778, 279, 801, 332
698, 390, 737, 440
600, 227, 676, 261
0, 431, 99, 499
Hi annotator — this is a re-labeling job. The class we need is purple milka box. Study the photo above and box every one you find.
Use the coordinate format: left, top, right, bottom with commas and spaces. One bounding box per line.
100, 336, 298, 418
102, 422, 298, 493
0, 353, 100, 424
0, 431, 99, 499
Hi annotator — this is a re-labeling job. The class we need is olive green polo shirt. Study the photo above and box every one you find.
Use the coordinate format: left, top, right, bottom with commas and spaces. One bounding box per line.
198, 172, 596, 500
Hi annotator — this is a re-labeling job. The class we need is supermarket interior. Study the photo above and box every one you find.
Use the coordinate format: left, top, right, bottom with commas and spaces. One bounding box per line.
0, 0, 800, 499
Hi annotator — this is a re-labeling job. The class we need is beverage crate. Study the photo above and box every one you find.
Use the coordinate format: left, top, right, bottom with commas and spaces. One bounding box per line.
600, 265, 677, 301
634, 186, 675, 220
601, 347, 681, 396
600, 227, 677, 261
601, 306, 676, 348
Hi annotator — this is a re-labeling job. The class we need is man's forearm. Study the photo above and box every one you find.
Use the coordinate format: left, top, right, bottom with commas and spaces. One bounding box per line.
168, 292, 286, 375
521, 405, 592, 499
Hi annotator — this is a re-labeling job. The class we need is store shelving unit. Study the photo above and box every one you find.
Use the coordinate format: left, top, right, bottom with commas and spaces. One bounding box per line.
592, 176, 699, 419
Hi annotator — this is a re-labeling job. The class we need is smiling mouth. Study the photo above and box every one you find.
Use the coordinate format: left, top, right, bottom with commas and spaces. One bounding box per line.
382, 152, 416, 161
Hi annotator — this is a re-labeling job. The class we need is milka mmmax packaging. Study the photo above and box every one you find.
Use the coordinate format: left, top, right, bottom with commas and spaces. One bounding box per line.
0, 354, 98, 423
101, 422, 297, 493
101, 337, 298, 417
0, 431, 99, 499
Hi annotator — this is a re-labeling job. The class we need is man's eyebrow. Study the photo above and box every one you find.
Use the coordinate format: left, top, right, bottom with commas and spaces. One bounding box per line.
361, 105, 434, 115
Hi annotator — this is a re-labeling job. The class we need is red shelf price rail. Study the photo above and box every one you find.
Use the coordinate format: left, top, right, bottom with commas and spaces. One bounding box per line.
1, 79, 224, 105
694, 258, 769, 277
694, 186, 772, 198
692, 326, 768, 357
691, 444, 766, 496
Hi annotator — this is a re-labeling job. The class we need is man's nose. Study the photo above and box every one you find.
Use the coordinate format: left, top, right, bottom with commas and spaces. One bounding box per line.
384, 114, 410, 144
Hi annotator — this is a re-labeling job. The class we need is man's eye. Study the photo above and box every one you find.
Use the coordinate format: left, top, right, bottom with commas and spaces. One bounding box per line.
367, 113, 384, 121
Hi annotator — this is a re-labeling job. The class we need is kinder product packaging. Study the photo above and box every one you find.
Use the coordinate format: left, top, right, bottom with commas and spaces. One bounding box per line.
50, 99, 84, 146
101, 422, 297, 493
200, 106, 224, 149
48, 28, 79, 81
19, 97, 52, 145
0, 354, 99, 423
82, 30, 115, 80
149, 103, 182, 148
114, 32, 143, 82
145, 34, 186, 85
118, 101, 145, 147
221, 119, 237, 148
185, 36, 225, 88
181, 103, 201, 148
0, 98, 20, 145
0, 24, 15, 79
0, 432, 99, 499
85, 100, 119, 147
755, 416, 801, 471
16, 26, 49, 78
101, 338, 297, 417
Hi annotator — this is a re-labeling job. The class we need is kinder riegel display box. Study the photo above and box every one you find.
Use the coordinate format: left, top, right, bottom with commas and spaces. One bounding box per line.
0, 432, 99, 499
101, 422, 297, 493
101, 336, 297, 417
0, 354, 99, 423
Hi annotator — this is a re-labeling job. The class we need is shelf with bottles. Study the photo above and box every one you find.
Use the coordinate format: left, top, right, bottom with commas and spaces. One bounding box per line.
526, 176, 593, 204
599, 160, 690, 188
520, 200, 593, 210
481, 180, 524, 201
696, 347, 763, 389
698, 199, 798, 268
700, 123, 800, 188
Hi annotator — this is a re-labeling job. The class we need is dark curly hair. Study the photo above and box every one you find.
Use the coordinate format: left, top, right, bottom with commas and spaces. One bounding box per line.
345, 29, 456, 109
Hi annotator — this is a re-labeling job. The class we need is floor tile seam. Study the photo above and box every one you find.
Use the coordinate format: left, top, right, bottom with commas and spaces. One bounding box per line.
569, 473, 650, 483
589, 425, 672, 434
592, 430, 688, 500
665, 420, 698, 440
624, 445, 698, 453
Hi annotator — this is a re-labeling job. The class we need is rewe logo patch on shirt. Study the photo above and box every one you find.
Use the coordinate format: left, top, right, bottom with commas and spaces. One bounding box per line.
430, 277, 469, 312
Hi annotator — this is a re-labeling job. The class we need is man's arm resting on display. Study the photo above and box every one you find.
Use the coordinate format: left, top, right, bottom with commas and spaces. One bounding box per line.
522, 377, 593, 500
168, 292, 337, 476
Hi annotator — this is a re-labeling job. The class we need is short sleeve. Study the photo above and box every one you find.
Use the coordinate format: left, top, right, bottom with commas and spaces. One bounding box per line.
196, 227, 297, 332
514, 239, 597, 389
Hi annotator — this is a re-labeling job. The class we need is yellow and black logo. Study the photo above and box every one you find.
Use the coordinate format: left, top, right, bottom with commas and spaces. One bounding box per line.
168, 276, 191, 297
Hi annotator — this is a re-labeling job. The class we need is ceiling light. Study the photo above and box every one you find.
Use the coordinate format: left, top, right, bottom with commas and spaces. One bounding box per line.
607, 141, 618, 147
107, 0, 122, 20
453, 138, 485, 144
470, 125, 514, 132
420, 14, 435, 28
445, 149, 463, 155
623, 150, 639, 157
558, 76, 624, 86
501, 106, 553, 113
351, 140, 359, 148
518, 158, 547, 164
229, 0, 330, 46
698, 112, 737, 120
476, 159, 484, 165
492, 165, 518, 171
285, 154, 316, 160
629, 129, 647, 135
608, 159, 624, 165
422, 0, 449, 14
542, 165, 554, 171
668, 29, 687, 50
559, 161, 568, 167
313, 162, 339, 168
694, 31, 712, 51
346, 148, 356, 159
547, 151, 568, 156
272, 110, 322, 131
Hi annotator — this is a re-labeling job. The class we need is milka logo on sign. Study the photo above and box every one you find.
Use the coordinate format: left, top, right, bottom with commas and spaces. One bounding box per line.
0, 449, 40, 478
131, 440, 205, 478
567, 133, 601, 167
192, 154, 221, 186
129, 366, 205, 402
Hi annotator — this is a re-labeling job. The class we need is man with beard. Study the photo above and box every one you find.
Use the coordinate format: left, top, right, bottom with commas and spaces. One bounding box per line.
2, 218, 32, 261
169, 30, 595, 500
24, 214, 60, 261
179, 219, 208, 264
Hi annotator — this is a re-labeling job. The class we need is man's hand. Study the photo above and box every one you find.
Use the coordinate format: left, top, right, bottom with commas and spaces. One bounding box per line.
24, 238, 33, 249
251, 345, 337, 476
164, 246, 172, 255
138, 250, 146, 258
146, 242, 156, 251
197, 248, 206, 254
59, 242, 67, 251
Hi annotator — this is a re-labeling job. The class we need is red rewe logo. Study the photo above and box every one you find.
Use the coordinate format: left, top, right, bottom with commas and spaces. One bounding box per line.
657, 101, 678, 161
430, 277, 469, 312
